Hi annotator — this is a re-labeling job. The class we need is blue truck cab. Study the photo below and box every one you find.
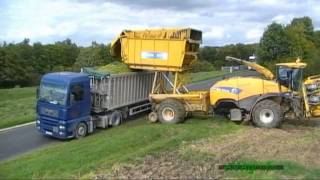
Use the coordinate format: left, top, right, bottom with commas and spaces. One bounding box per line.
36, 72, 93, 139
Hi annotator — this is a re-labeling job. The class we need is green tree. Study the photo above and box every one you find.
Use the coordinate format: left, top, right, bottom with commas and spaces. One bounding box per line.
291, 16, 314, 39
257, 22, 290, 61
74, 42, 113, 68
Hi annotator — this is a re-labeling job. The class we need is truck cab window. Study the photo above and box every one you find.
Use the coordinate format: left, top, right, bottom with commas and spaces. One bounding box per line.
71, 84, 84, 101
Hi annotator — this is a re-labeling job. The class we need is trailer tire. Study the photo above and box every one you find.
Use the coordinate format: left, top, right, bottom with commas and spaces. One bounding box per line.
252, 99, 283, 128
75, 122, 87, 139
148, 112, 158, 123
158, 99, 185, 124
110, 110, 122, 127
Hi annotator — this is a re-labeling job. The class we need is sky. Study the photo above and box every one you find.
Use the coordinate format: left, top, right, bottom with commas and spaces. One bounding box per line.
0, 0, 319, 46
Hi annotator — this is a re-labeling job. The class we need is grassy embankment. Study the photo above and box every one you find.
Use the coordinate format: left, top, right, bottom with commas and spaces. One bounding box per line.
0, 70, 228, 129
0, 87, 36, 129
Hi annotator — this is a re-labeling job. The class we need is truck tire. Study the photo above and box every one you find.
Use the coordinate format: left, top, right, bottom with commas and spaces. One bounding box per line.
110, 110, 122, 127
158, 99, 186, 124
252, 99, 283, 128
75, 122, 87, 139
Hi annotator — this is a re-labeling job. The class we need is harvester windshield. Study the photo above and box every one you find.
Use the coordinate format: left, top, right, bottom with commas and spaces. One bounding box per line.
276, 61, 306, 92
277, 67, 303, 92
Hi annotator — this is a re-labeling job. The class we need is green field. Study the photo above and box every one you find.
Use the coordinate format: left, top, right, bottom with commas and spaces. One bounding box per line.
0, 87, 36, 129
0, 70, 228, 129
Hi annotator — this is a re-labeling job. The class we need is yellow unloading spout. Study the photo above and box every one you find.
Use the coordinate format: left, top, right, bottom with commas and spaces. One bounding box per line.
110, 28, 202, 72
110, 35, 121, 58
225, 56, 275, 80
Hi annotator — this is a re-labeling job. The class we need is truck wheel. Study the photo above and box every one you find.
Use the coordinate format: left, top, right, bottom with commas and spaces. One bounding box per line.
110, 111, 122, 126
158, 99, 186, 124
148, 112, 158, 123
252, 100, 283, 128
75, 122, 87, 139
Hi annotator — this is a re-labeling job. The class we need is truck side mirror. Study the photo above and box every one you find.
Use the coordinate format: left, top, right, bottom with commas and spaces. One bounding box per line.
36, 87, 39, 98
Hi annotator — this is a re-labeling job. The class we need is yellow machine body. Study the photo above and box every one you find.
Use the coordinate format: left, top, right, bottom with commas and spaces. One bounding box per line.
304, 75, 320, 117
110, 28, 202, 72
210, 77, 287, 106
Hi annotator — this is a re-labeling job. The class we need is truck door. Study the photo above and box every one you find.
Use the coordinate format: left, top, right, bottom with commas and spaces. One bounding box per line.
68, 83, 90, 120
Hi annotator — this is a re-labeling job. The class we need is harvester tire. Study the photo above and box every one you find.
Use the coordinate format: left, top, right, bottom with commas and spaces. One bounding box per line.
252, 99, 283, 128
158, 99, 186, 124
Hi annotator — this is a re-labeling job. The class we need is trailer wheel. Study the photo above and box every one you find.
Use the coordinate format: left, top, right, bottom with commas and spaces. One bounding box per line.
110, 110, 122, 127
75, 122, 87, 139
252, 100, 283, 128
148, 112, 158, 123
158, 99, 186, 124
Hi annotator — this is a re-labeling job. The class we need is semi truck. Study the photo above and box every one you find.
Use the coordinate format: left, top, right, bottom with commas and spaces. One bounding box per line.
36, 70, 154, 139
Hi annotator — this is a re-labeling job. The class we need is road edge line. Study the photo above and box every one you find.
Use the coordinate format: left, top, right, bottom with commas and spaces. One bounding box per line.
0, 122, 35, 133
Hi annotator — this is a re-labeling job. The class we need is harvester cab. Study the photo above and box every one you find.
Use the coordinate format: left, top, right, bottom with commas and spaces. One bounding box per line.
275, 59, 306, 93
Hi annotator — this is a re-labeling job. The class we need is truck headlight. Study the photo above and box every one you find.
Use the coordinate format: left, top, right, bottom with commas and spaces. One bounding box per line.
59, 125, 65, 130
36, 120, 40, 124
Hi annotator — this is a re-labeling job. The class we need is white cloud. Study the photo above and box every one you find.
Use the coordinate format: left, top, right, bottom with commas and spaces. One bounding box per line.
246, 28, 263, 41
1, 0, 320, 45
203, 27, 225, 40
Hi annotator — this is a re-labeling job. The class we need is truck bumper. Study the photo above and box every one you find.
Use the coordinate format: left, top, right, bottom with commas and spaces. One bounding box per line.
36, 116, 91, 139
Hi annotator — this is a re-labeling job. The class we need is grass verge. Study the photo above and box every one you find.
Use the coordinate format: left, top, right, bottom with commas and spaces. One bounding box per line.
0, 87, 36, 129
190, 70, 229, 83
0, 116, 243, 179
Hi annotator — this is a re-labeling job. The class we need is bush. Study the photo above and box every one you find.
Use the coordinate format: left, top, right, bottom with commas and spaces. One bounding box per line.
191, 60, 215, 72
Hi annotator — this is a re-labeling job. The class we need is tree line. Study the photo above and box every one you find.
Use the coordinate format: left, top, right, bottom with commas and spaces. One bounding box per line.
257, 16, 320, 76
0, 40, 116, 88
1, 16, 319, 88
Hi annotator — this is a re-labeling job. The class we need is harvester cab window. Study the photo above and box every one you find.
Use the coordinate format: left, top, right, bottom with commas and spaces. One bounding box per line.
277, 67, 303, 92
70, 84, 84, 103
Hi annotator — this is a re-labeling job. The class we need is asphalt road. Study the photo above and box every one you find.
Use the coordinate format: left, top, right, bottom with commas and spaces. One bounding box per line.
0, 70, 259, 163
0, 124, 58, 162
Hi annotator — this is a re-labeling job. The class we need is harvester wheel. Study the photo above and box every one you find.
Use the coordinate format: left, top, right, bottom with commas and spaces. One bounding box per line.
75, 122, 87, 139
158, 99, 186, 124
252, 99, 283, 128
148, 112, 158, 123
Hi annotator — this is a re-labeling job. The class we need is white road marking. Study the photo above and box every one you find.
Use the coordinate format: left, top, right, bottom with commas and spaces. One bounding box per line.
0, 122, 35, 133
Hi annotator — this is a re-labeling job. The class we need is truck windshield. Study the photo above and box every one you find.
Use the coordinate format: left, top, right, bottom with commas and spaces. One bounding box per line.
39, 83, 67, 105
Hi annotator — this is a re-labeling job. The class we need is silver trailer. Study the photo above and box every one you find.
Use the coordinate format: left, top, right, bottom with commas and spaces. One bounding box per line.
83, 70, 154, 128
